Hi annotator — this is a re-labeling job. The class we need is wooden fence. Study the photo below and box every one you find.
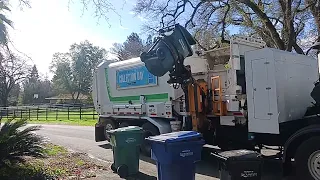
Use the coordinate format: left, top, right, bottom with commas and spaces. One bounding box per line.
0, 105, 98, 121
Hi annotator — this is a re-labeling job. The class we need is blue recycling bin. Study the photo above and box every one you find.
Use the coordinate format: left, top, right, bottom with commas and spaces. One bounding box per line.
146, 131, 205, 180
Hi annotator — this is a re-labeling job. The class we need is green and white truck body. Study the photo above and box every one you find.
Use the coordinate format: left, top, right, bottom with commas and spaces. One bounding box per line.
92, 57, 186, 134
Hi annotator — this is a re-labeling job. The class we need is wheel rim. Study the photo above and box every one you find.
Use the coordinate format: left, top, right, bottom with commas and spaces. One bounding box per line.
105, 124, 114, 131
105, 124, 114, 139
308, 150, 320, 179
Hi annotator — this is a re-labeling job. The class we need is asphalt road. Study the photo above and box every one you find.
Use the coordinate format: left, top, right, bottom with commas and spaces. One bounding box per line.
32, 124, 285, 180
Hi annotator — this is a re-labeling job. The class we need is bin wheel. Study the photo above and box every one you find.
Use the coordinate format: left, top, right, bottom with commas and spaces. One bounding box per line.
295, 136, 320, 180
117, 164, 129, 178
141, 122, 160, 156
103, 119, 118, 141
111, 163, 116, 172
119, 122, 130, 128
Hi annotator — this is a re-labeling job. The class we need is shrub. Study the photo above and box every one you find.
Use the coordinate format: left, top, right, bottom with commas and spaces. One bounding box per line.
0, 118, 43, 166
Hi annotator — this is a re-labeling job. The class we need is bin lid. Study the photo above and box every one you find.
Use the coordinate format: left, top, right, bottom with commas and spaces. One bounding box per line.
107, 126, 142, 134
217, 150, 261, 161
146, 131, 202, 143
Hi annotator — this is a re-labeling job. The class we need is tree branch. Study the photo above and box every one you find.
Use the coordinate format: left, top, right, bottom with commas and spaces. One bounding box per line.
237, 0, 285, 50
161, 0, 187, 27
293, 42, 304, 54
185, 1, 204, 28
18, 0, 31, 8
220, 0, 230, 43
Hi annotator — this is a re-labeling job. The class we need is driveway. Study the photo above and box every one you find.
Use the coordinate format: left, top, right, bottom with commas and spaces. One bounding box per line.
32, 124, 285, 180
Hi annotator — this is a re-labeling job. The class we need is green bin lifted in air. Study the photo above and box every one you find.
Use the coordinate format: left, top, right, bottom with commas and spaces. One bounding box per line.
107, 126, 144, 178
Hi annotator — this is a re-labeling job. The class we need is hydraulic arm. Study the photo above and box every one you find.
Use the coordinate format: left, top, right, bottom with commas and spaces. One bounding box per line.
140, 24, 209, 132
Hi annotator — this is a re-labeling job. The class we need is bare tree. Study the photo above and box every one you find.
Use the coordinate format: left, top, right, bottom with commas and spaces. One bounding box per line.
133, 0, 318, 54
193, 26, 231, 51
110, 43, 128, 61
0, 46, 30, 106
110, 33, 149, 61
71, 0, 121, 27
304, 0, 320, 53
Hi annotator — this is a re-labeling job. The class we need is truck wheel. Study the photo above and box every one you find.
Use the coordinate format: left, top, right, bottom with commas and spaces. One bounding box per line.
295, 137, 320, 180
119, 122, 129, 128
103, 119, 118, 141
141, 122, 160, 156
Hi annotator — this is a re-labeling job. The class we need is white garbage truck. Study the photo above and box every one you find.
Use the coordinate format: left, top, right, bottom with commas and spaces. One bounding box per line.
94, 24, 320, 179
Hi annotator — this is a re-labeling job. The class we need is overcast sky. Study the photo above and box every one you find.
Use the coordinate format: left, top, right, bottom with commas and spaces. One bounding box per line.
8, 0, 145, 78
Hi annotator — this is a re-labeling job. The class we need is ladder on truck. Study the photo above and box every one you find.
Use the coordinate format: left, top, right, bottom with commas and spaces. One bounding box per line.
211, 76, 226, 116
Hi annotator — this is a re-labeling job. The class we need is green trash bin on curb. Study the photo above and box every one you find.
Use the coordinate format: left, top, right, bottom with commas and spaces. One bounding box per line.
107, 126, 144, 178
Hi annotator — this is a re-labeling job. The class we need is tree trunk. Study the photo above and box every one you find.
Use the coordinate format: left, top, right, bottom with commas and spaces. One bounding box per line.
75, 92, 80, 103
306, 0, 320, 46
1, 94, 8, 107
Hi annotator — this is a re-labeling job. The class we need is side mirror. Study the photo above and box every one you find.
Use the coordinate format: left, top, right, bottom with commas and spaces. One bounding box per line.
140, 24, 196, 77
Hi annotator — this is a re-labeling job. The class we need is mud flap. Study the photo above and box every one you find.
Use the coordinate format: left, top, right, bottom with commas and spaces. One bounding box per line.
95, 123, 106, 142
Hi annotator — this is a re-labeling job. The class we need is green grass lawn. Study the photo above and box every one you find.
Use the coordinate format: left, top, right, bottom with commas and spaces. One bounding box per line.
27, 119, 97, 126
1, 118, 97, 126
2, 108, 97, 126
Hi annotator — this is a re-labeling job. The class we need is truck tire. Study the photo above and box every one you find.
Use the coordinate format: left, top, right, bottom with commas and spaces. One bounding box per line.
295, 136, 320, 180
103, 119, 118, 141
141, 122, 160, 156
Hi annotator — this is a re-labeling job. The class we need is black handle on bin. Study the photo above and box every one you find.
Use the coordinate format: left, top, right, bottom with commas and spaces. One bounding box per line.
146, 135, 203, 153
164, 137, 203, 152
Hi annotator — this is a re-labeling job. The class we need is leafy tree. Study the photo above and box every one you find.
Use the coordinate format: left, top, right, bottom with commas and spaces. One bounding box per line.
0, 0, 30, 45
22, 65, 54, 104
38, 78, 54, 103
69, 41, 107, 96
28, 65, 39, 83
0, 1, 13, 45
22, 65, 39, 104
51, 41, 107, 102
51, 53, 72, 95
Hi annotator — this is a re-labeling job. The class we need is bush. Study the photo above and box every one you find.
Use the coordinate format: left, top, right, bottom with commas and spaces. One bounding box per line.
0, 119, 43, 166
